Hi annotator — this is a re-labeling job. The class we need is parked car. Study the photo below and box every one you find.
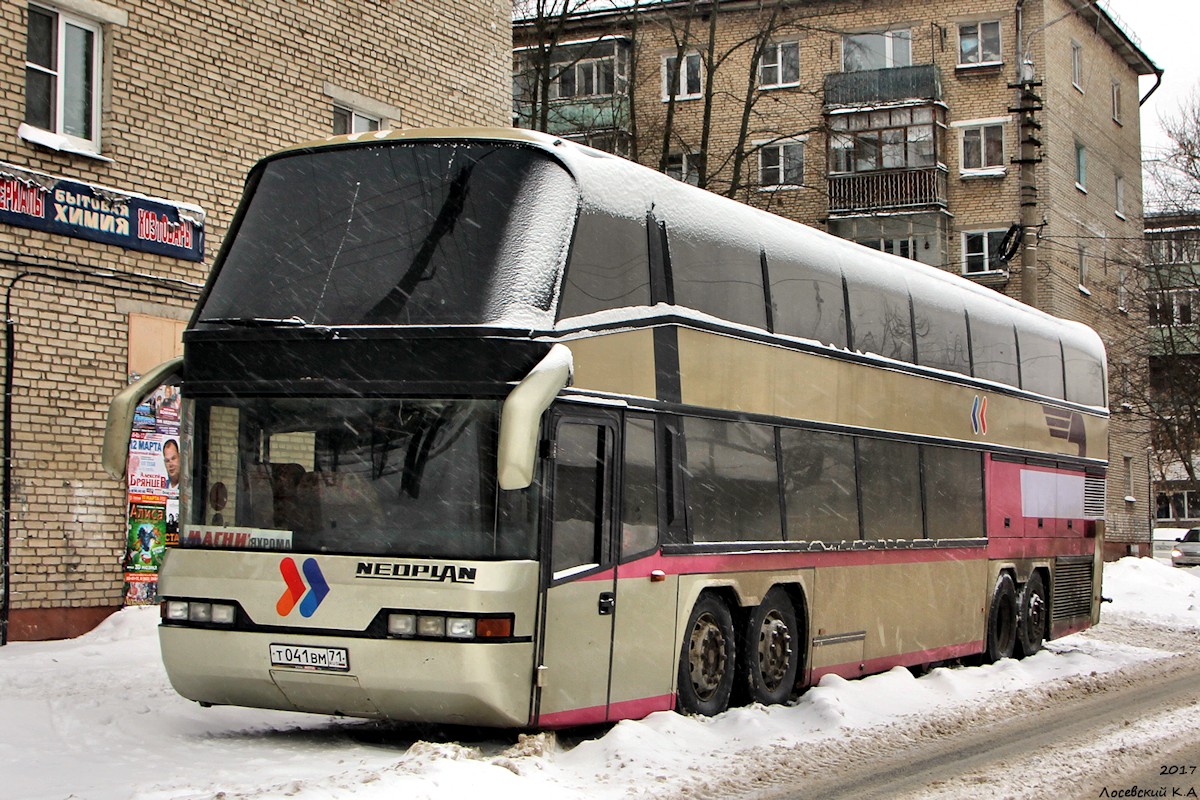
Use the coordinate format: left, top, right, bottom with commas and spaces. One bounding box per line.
1154, 527, 1191, 561
1171, 528, 1200, 567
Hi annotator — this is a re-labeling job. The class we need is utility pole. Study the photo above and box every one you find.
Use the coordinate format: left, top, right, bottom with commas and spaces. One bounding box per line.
1010, 55, 1044, 310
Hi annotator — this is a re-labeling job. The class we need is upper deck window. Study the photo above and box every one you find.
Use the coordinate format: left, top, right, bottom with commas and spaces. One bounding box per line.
196, 142, 577, 328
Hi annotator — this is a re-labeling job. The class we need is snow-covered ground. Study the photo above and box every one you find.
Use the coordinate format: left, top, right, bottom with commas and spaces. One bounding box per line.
1, 557, 1197, 800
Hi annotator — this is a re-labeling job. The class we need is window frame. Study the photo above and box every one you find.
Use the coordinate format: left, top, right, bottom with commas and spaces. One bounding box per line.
661, 51, 703, 101
551, 55, 616, 100
957, 20, 1002, 67
756, 138, 805, 189
332, 104, 381, 135
1111, 79, 1122, 124
24, 2, 104, 155
1074, 140, 1087, 191
828, 106, 940, 174
961, 228, 1009, 275
665, 151, 700, 185
759, 40, 800, 89
842, 29, 912, 72
1115, 174, 1126, 219
958, 120, 1006, 174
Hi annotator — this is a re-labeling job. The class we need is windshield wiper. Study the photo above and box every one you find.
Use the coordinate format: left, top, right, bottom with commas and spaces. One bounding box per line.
202, 316, 309, 328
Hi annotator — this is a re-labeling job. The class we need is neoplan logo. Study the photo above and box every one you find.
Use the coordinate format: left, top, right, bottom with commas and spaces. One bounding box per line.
277, 557, 330, 618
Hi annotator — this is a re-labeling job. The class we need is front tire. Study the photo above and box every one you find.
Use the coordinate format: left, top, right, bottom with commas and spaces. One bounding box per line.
677, 595, 736, 716
742, 588, 800, 706
985, 573, 1018, 663
1017, 572, 1047, 657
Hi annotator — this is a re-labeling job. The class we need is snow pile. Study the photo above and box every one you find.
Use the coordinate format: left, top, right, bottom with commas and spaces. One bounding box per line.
1102, 556, 1200, 629
0, 559, 1195, 799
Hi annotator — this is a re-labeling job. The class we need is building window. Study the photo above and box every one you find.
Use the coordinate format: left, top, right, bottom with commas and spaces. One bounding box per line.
1071, 41, 1083, 91
758, 140, 804, 187
332, 105, 380, 135
565, 131, 631, 157
1115, 175, 1126, 218
1078, 245, 1089, 287
958, 21, 1001, 66
829, 106, 938, 173
843, 30, 911, 72
830, 214, 946, 268
962, 229, 1008, 274
1150, 290, 1195, 326
960, 122, 1004, 171
759, 41, 800, 88
24, 3, 102, 152
552, 56, 615, 99
662, 52, 702, 100
666, 152, 699, 185
1111, 79, 1122, 124
1075, 141, 1087, 190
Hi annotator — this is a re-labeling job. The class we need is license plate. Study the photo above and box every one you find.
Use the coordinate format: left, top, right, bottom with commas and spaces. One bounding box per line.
269, 643, 349, 672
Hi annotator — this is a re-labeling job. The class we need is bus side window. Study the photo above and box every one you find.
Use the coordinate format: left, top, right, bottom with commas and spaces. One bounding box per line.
682, 417, 782, 543
551, 422, 612, 575
558, 211, 652, 320
1018, 330, 1065, 399
858, 437, 922, 541
621, 416, 658, 558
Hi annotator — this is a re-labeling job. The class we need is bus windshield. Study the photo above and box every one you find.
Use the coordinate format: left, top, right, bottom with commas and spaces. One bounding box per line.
195, 141, 578, 328
189, 398, 537, 560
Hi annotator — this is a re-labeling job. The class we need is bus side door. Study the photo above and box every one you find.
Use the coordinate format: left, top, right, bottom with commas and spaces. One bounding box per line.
535, 409, 619, 727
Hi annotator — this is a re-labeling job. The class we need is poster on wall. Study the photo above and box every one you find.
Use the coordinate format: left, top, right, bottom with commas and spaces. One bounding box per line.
123, 385, 182, 606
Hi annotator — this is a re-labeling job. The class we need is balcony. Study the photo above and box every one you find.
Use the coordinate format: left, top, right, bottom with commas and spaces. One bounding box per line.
824, 65, 942, 108
828, 167, 948, 214
513, 96, 630, 138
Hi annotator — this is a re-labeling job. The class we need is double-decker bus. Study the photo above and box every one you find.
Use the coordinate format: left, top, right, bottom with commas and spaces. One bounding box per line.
105, 127, 1107, 728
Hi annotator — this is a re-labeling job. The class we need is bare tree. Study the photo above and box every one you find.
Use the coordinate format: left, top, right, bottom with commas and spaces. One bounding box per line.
513, 0, 825, 203
1146, 88, 1200, 213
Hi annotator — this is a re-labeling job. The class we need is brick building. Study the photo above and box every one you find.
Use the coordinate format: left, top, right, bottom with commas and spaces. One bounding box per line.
514, 0, 1158, 557
1146, 210, 1200, 529
0, 0, 510, 641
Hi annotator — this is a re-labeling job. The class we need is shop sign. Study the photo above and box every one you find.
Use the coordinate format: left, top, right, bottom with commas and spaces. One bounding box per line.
0, 161, 205, 262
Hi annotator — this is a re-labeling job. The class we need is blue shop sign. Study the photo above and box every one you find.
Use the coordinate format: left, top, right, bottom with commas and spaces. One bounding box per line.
0, 162, 205, 262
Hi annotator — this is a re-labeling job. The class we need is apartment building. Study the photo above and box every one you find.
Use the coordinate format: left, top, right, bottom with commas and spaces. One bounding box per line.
514, 0, 1158, 557
0, 0, 510, 641
1146, 210, 1200, 529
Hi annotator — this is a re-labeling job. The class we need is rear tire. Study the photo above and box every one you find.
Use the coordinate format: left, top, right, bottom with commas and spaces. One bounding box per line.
1017, 572, 1047, 657
985, 573, 1018, 663
677, 595, 736, 716
742, 588, 800, 706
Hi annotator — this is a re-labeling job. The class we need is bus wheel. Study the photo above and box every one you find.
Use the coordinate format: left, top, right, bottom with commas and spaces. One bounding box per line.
1017, 572, 1047, 657
743, 588, 800, 706
677, 595, 736, 716
985, 573, 1018, 663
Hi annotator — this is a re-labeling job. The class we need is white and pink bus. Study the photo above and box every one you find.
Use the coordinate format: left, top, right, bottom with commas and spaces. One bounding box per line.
105, 128, 1107, 728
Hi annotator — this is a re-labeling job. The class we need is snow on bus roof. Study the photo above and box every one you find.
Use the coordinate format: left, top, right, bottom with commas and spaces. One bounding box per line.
260, 128, 1104, 365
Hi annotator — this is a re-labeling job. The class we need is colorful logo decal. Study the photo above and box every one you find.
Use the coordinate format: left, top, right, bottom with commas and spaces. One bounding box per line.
1044, 406, 1087, 458
971, 395, 988, 436
277, 557, 330, 618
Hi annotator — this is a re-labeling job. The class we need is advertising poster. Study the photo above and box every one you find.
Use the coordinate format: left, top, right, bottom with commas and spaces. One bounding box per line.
123, 385, 182, 606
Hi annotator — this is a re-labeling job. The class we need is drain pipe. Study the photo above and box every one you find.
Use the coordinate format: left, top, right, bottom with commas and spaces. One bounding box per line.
2, 271, 33, 646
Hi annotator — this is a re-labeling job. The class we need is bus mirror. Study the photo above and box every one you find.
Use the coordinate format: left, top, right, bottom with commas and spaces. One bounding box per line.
497, 344, 573, 490
102, 356, 184, 480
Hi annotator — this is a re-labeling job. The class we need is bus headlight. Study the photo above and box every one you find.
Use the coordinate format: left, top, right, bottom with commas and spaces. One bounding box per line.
384, 611, 512, 640
446, 617, 475, 639
387, 613, 416, 636
162, 599, 237, 625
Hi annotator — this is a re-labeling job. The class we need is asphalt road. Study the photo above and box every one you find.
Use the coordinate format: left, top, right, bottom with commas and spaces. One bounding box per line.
687, 620, 1200, 800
